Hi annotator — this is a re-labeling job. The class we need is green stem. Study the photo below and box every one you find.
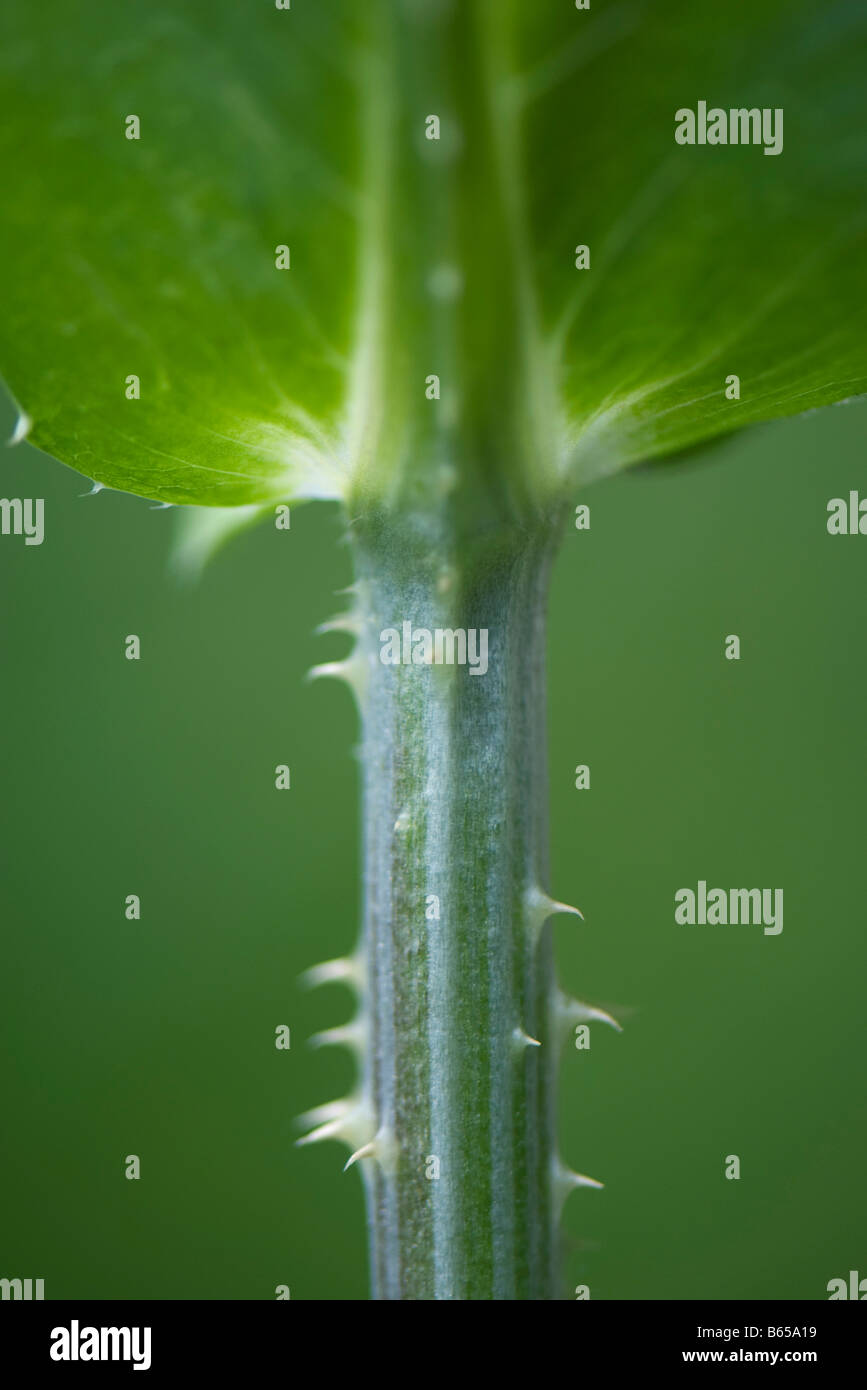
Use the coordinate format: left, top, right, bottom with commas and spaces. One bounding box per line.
300, 0, 601, 1302
349, 509, 570, 1300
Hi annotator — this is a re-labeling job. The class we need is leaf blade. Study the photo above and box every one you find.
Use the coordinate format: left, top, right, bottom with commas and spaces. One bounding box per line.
0, 1, 364, 504
515, 0, 867, 484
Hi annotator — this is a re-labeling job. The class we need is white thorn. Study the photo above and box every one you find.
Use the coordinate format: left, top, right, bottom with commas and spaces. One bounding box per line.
149, 500, 174, 510
308, 1021, 365, 1051
306, 654, 367, 700
575, 1003, 621, 1032
295, 1099, 351, 1130
7, 410, 32, 446
553, 1159, 604, 1217
307, 660, 350, 683
525, 885, 584, 935
570, 1172, 604, 1190
556, 990, 622, 1034
344, 1125, 398, 1175
549, 898, 584, 922
299, 956, 363, 990
513, 1026, 542, 1048
295, 1099, 378, 1164
295, 1116, 348, 1148
343, 1140, 377, 1171
80, 480, 105, 497
315, 614, 362, 637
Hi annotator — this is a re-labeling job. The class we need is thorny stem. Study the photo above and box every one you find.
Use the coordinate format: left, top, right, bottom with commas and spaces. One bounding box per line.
302, 508, 607, 1299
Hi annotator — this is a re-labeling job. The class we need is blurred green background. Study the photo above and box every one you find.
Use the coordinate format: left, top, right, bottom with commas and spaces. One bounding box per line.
1, 387, 865, 1300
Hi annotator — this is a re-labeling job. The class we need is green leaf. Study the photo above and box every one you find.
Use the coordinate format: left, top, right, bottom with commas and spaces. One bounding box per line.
517, 0, 867, 485
0, 1, 366, 506
1, 1, 864, 511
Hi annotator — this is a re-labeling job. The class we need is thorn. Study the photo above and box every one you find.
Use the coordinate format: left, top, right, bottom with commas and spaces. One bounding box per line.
306, 653, 367, 701
299, 956, 363, 990
525, 885, 584, 937
295, 1116, 348, 1148
295, 1100, 381, 1169
80, 481, 105, 497
553, 1159, 604, 1218
343, 1125, 399, 1176
315, 613, 362, 637
569, 1172, 604, 1191
550, 898, 584, 922
555, 989, 622, 1035
574, 1004, 621, 1032
294, 1099, 351, 1131
149, 500, 174, 510
307, 659, 351, 683
308, 1020, 365, 1051
513, 1026, 542, 1049
343, 1141, 377, 1171
6, 410, 32, 446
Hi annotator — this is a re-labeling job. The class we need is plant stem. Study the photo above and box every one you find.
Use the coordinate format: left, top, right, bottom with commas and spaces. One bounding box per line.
346, 508, 572, 1300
